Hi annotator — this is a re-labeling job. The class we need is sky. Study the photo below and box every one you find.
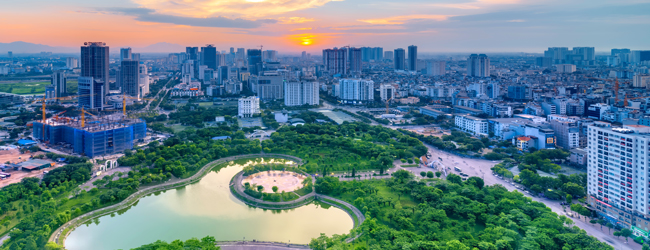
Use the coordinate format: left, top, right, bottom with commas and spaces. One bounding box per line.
1, 0, 649, 53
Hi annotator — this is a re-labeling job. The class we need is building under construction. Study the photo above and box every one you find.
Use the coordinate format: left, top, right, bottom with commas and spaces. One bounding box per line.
33, 114, 146, 158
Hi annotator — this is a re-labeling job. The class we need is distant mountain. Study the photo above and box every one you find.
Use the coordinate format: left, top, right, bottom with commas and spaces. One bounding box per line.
134, 42, 185, 53
0, 41, 77, 54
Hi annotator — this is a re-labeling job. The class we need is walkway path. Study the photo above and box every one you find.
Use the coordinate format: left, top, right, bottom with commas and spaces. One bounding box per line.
48, 153, 302, 247
217, 241, 309, 250
231, 171, 316, 209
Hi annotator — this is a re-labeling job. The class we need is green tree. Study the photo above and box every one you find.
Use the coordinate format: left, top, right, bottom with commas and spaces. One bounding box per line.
272, 186, 279, 193
420, 171, 426, 177
566, 194, 573, 204
435, 171, 441, 178
620, 228, 633, 242
257, 185, 264, 192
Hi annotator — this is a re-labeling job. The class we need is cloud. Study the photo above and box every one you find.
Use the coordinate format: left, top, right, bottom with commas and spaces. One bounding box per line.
278, 17, 315, 24
97, 7, 275, 28
291, 27, 313, 31
430, 3, 481, 9
507, 19, 525, 22
358, 15, 453, 25
133, 0, 338, 18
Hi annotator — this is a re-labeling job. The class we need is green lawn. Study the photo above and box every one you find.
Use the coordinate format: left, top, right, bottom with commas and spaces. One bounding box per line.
170, 124, 191, 133
0, 79, 78, 95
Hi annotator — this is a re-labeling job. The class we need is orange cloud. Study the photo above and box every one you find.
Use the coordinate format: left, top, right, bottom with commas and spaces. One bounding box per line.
291, 27, 313, 31
278, 17, 315, 24
358, 15, 452, 25
134, 0, 336, 18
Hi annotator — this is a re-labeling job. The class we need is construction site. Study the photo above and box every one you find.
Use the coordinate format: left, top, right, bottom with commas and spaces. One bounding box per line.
31, 95, 148, 158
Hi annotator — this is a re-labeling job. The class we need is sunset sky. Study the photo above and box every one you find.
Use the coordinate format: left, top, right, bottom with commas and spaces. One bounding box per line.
1, 0, 648, 53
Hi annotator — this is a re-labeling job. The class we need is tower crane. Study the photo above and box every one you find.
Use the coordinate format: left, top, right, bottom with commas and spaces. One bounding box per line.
33, 94, 94, 141
586, 77, 629, 105
624, 95, 650, 107
80, 107, 97, 128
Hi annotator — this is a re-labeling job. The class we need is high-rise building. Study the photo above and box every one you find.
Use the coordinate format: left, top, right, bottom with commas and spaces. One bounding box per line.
263, 50, 278, 62
131, 53, 140, 61
323, 48, 348, 76
549, 119, 580, 149
380, 84, 396, 101
373, 47, 383, 61
384, 51, 394, 61
633, 74, 650, 88
486, 83, 499, 99
80, 42, 109, 100
284, 80, 319, 106
508, 85, 528, 100
394, 48, 405, 70
247, 49, 262, 76
201, 45, 217, 70
587, 124, 650, 230
138, 63, 149, 97
182, 60, 194, 77
218, 66, 229, 84
335, 78, 374, 102
544, 47, 570, 64
408, 45, 417, 71
467, 54, 490, 77
572, 47, 595, 61
631, 50, 650, 64
66, 57, 78, 69
536, 57, 552, 67
186, 47, 199, 60
51, 70, 66, 98
427, 61, 446, 76
120, 48, 132, 61
7, 51, 12, 60
556, 64, 577, 73
250, 72, 283, 100
349, 48, 362, 73
236, 48, 245, 60
121, 60, 139, 97
78, 76, 104, 109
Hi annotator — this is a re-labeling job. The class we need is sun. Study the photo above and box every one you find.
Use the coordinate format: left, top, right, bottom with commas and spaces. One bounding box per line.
301, 40, 313, 46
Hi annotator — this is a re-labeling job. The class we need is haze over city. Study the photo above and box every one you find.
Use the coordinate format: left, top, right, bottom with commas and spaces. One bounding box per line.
2, 1, 650, 250
1, 0, 650, 52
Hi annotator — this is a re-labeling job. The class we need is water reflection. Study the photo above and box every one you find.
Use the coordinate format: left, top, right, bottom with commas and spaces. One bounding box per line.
65, 159, 352, 250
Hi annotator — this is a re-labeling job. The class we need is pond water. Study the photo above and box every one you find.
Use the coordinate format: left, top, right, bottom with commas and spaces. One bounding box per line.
65, 159, 353, 250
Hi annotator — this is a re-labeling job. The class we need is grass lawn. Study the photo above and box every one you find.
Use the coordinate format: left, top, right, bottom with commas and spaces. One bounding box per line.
170, 124, 191, 133
0, 81, 50, 94
294, 186, 313, 196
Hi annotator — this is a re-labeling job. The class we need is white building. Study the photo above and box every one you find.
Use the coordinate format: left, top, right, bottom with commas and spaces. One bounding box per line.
66, 57, 78, 69
380, 84, 396, 101
633, 74, 650, 88
556, 64, 577, 73
238, 96, 260, 118
285, 80, 319, 106
427, 61, 446, 76
336, 79, 374, 103
587, 124, 650, 234
455, 114, 488, 136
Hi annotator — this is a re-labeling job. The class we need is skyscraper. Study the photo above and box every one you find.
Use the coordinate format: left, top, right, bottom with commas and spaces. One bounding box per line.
247, 49, 262, 76
131, 53, 140, 61
467, 54, 490, 77
373, 47, 383, 61
384, 51, 394, 61
121, 60, 139, 97
201, 45, 217, 70
394, 48, 405, 70
80, 42, 109, 99
218, 66, 229, 84
408, 45, 417, 71
66, 57, 78, 68
186, 47, 199, 60
544, 47, 570, 64
323, 48, 348, 76
349, 48, 362, 73
427, 61, 446, 76
120, 48, 132, 61
51, 70, 66, 98
78, 76, 104, 109
236, 48, 245, 60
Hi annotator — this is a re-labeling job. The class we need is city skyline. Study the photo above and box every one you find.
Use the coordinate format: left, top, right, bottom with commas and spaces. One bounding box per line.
1, 0, 649, 53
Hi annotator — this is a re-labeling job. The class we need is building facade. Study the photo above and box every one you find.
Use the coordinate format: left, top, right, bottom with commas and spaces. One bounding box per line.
285, 80, 319, 106
467, 54, 490, 77
455, 114, 488, 136
238, 96, 260, 118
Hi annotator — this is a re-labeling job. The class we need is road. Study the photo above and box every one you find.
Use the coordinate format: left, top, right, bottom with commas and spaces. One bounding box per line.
322, 101, 639, 250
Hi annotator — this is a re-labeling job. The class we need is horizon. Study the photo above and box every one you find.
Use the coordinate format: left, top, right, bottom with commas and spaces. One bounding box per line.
1, 0, 649, 53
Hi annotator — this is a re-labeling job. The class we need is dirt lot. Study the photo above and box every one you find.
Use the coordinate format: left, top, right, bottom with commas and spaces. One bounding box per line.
0, 149, 50, 188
